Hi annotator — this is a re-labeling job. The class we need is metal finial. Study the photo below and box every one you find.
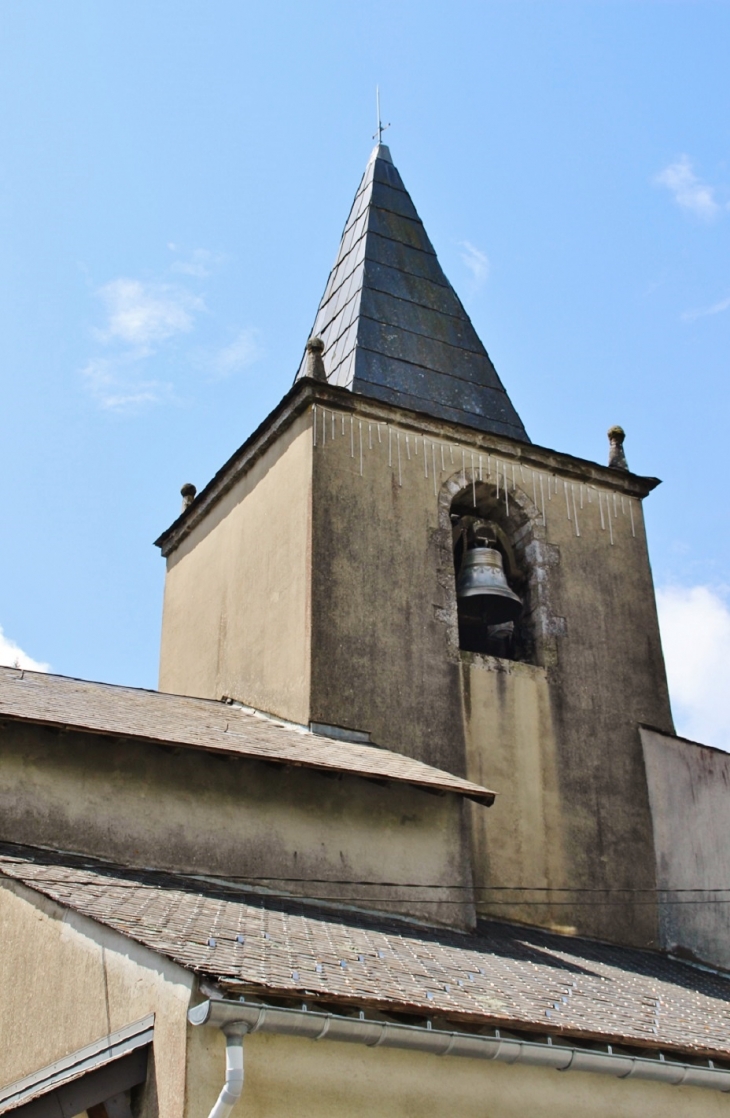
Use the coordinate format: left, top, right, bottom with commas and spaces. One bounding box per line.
373, 86, 390, 144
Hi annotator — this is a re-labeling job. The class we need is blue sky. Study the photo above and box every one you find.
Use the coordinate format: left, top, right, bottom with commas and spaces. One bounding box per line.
1, 1, 728, 746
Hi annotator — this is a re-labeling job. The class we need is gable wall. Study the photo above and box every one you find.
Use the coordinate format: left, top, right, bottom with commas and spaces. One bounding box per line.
0, 879, 192, 1118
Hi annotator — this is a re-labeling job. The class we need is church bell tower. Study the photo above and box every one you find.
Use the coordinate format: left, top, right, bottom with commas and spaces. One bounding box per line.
156, 144, 674, 951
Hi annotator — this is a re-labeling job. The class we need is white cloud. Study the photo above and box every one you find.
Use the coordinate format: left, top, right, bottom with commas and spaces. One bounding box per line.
170, 248, 224, 278
460, 241, 490, 287
97, 279, 204, 347
655, 156, 720, 220
0, 626, 49, 672
656, 584, 730, 751
81, 357, 174, 412
681, 294, 730, 322
82, 258, 259, 412
214, 328, 263, 377
81, 275, 205, 411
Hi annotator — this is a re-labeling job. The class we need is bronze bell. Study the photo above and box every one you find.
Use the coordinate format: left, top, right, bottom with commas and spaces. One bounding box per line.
456, 546, 522, 626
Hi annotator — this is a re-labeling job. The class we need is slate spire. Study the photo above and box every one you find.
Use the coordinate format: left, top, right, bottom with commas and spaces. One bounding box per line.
296, 144, 529, 442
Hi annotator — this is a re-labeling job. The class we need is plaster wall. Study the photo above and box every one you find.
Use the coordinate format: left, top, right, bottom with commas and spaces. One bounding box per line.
185, 1025, 730, 1118
461, 657, 567, 927
0, 878, 192, 1118
159, 412, 312, 724
641, 726, 730, 970
309, 413, 467, 775
0, 722, 475, 929
156, 394, 674, 948
534, 472, 672, 947
308, 401, 673, 947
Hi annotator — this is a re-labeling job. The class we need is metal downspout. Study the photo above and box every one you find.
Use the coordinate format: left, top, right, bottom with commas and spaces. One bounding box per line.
207, 1030, 246, 1118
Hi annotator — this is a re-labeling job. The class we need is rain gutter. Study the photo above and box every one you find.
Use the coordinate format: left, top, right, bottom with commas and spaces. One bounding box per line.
189, 998, 730, 1094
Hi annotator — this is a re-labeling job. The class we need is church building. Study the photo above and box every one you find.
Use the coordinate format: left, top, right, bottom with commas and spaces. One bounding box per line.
2, 143, 730, 1118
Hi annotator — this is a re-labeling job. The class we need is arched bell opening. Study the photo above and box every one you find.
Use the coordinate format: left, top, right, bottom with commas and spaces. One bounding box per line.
450, 481, 533, 662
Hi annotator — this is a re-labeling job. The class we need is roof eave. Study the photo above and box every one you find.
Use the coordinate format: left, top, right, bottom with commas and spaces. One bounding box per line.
190, 993, 730, 1081
0, 703, 495, 806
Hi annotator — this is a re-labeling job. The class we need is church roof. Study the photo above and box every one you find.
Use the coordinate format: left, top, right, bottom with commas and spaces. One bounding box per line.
0, 667, 494, 804
296, 145, 529, 442
4, 842, 730, 1061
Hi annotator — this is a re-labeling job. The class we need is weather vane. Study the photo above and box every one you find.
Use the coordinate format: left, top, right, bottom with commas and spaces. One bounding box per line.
373, 86, 390, 144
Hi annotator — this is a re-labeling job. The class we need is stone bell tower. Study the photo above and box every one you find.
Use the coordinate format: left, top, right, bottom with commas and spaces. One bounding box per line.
156, 143, 674, 950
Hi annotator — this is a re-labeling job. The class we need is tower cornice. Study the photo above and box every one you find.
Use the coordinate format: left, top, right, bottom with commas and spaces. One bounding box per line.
155, 375, 659, 558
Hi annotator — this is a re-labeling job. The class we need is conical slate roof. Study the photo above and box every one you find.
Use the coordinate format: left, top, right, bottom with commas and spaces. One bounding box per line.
296, 144, 529, 442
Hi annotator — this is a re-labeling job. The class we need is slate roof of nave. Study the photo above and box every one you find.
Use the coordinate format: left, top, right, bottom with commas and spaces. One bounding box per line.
0, 667, 494, 804
295, 145, 529, 443
3, 842, 730, 1062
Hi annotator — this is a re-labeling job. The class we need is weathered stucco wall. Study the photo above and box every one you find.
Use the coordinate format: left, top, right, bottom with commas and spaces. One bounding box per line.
156, 394, 675, 948
0, 878, 192, 1118
0, 722, 475, 929
642, 726, 730, 970
535, 473, 672, 947
462, 656, 568, 927
185, 1025, 729, 1118
159, 412, 313, 725
309, 411, 468, 776
308, 400, 673, 947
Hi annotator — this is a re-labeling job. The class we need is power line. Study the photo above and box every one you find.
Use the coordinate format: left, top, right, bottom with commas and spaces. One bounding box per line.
185, 874, 730, 895
16, 876, 730, 906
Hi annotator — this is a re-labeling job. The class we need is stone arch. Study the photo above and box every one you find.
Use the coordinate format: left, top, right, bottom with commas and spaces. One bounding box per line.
435, 465, 564, 666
